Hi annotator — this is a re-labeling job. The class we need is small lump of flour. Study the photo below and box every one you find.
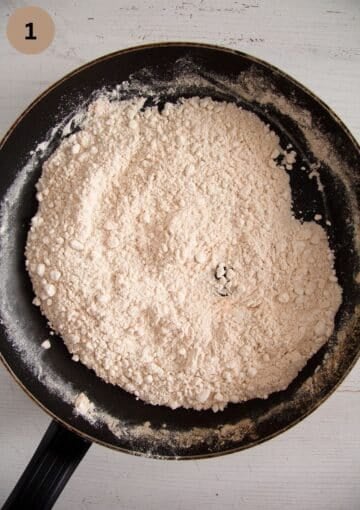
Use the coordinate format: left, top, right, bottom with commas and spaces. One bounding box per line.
41, 339, 51, 350
25, 96, 342, 411
74, 392, 94, 416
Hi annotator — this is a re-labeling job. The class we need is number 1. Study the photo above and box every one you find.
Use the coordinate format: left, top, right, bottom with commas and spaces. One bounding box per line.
25, 22, 37, 40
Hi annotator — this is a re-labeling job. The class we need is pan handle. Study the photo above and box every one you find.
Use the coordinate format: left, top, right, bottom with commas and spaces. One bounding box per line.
2, 419, 91, 510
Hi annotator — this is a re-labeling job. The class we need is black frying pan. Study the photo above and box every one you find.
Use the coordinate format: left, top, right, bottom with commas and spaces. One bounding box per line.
0, 43, 359, 510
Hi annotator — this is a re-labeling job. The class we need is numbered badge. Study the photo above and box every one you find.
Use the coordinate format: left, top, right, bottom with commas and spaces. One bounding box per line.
7, 6, 55, 54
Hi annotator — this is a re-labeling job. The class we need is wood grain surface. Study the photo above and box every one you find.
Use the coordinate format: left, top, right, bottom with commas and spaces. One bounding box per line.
0, 1, 359, 509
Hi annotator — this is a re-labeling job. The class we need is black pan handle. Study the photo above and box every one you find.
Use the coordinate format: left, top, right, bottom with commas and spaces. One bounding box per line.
2, 419, 91, 510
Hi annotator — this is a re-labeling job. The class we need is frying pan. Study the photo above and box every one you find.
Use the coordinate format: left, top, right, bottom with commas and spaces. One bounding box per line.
0, 43, 359, 509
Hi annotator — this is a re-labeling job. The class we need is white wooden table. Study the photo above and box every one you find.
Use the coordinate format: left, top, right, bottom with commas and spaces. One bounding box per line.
0, 1, 359, 509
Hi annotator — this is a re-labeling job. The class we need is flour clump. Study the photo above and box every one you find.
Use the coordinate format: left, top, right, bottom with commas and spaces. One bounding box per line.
25, 96, 342, 411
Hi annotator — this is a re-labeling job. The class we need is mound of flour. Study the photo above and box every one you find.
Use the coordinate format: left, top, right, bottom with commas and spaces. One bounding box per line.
25, 96, 342, 411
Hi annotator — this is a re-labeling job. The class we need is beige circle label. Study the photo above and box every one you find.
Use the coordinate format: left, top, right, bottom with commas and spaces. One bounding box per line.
7, 6, 55, 55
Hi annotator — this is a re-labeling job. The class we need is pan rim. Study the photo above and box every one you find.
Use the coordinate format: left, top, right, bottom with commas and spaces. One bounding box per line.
0, 41, 359, 460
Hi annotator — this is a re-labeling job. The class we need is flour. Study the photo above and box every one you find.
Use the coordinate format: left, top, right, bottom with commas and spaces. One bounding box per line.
41, 339, 51, 349
74, 392, 95, 417
25, 96, 342, 412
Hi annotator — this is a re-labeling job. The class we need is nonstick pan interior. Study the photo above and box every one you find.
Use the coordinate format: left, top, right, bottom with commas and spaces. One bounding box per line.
0, 43, 359, 460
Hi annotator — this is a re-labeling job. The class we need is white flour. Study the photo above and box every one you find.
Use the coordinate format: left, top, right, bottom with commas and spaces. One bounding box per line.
25, 96, 342, 411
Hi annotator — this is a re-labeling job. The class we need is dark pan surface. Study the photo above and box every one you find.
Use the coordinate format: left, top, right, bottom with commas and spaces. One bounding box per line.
0, 43, 359, 458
